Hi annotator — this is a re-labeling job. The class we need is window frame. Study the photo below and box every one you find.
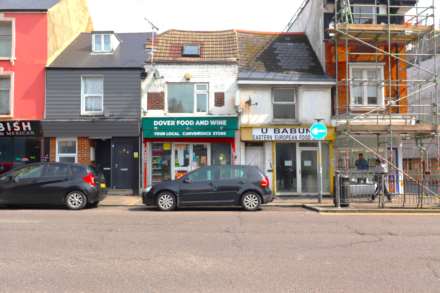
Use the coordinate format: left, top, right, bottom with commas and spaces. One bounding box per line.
92, 34, 112, 53
349, 63, 385, 109
166, 82, 209, 114
56, 138, 78, 163
0, 17, 15, 61
81, 75, 104, 116
271, 87, 297, 121
0, 72, 14, 117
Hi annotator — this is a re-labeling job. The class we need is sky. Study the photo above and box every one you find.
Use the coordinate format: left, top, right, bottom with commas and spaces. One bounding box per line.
87, 0, 301, 33
87, 0, 439, 33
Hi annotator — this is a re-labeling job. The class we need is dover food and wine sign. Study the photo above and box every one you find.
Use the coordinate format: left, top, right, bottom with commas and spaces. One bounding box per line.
0, 121, 42, 137
143, 117, 238, 138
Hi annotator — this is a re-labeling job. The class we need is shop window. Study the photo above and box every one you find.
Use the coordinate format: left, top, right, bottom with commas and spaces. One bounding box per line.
167, 83, 208, 113
0, 20, 13, 58
272, 88, 296, 120
92, 33, 112, 53
350, 64, 384, 107
0, 137, 41, 174
0, 75, 11, 115
151, 143, 172, 185
56, 138, 77, 163
211, 143, 231, 166
81, 76, 104, 115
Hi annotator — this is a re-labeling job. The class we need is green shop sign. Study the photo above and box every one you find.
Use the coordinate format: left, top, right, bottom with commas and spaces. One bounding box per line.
143, 117, 239, 138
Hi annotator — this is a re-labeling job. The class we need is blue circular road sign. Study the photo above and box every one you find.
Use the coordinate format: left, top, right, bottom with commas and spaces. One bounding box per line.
310, 122, 328, 140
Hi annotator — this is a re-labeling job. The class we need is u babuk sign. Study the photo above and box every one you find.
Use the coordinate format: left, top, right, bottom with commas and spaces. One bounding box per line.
252, 127, 312, 141
0, 121, 42, 137
143, 117, 238, 138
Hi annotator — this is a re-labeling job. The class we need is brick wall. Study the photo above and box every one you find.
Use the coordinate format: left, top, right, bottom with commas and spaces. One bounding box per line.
147, 92, 165, 110
49, 138, 56, 162
77, 137, 91, 164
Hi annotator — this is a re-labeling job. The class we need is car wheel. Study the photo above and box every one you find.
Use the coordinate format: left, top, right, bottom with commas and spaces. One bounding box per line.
156, 191, 176, 211
241, 192, 261, 211
65, 191, 87, 210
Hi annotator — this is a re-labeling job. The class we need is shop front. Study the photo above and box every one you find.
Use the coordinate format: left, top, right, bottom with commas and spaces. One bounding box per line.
142, 116, 239, 187
0, 121, 43, 174
241, 125, 335, 196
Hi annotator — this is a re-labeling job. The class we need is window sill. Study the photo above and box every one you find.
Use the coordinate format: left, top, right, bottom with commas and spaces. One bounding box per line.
271, 119, 299, 125
350, 105, 385, 112
81, 112, 105, 117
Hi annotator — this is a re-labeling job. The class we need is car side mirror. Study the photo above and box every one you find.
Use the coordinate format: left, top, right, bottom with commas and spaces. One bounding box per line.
183, 177, 192, 184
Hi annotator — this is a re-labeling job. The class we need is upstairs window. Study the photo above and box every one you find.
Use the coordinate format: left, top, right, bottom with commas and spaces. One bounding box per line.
272, 88, 296, 120
182, 44, 201, 57
0, 21, 12, 58
92, 34, 112, 53
81, 76, 104, 115
0, 76, 11, 116
167, 83, 208, 114
350, 64, 384, 107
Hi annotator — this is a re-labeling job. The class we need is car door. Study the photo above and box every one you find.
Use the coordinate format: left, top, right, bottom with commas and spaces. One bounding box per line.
179, 167, 216, 205
36, 163, 71, 204
4, 164, 46, 205
214, 166, 246, 204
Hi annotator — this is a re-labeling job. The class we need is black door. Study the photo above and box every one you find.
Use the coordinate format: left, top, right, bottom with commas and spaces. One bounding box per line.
179, 167, 216, 205
1, 164, 46, 204
214, 166, 246, 203
112, 141, 133, 189
95, 140, 111, 187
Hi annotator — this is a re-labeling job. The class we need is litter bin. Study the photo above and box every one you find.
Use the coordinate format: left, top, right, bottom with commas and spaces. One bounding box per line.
334, 174, 350, 207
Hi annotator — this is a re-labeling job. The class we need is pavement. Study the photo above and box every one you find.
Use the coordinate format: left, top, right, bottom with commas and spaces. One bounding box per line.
101, 195, 440, 213
1, 206, 440, 292
100, 195, 331, 207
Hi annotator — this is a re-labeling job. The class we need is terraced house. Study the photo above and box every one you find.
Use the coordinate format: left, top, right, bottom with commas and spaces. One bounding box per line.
288, 0, 437, 195
44, 31, 150, 194
0, 0, 91, 173
141, 30, 240, 188
236, 31, 335, 196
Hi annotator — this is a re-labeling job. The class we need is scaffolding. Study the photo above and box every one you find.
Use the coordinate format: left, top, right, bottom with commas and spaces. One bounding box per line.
330, 0, 439, 207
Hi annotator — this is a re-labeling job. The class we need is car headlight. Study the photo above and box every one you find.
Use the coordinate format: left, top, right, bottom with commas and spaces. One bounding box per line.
145, 186, 153, 193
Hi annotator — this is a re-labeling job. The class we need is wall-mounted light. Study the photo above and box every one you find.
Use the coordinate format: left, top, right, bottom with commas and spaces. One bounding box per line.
184, 72, 192, 81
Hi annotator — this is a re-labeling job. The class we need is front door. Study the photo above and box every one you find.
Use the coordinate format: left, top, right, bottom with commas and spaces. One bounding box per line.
172, 143, 210, 180
276, 143, 297, 194
113, 142, 133, 189
245, 144, 265, 173
299, 149, 319, 194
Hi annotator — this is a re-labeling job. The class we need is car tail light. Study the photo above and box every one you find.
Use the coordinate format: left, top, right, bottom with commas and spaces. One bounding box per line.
260, 176, 269, 188
83, 172, 96, 187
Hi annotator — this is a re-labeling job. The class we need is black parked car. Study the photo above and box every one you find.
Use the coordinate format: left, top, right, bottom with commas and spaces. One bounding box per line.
0, 162, 107, 210
143, 165, 273, 211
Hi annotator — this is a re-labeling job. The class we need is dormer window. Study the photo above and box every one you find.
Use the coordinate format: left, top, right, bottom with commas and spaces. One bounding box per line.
182, 44, 201, 57
92, 33, 112, 53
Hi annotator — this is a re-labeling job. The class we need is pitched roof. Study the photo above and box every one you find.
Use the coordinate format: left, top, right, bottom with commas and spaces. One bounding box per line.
237, 30, 325, 76
0, 0, 60, 11
149, 30, 238, 64
48, 33, 151, 69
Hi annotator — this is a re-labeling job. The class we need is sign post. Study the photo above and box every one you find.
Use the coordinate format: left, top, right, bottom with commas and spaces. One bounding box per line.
310, 121, 328, 204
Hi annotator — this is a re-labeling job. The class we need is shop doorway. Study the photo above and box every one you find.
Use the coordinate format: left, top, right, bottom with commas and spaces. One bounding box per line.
299, 149, 318, 194
276, 143, 320, 195
173, 143, 210, 179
